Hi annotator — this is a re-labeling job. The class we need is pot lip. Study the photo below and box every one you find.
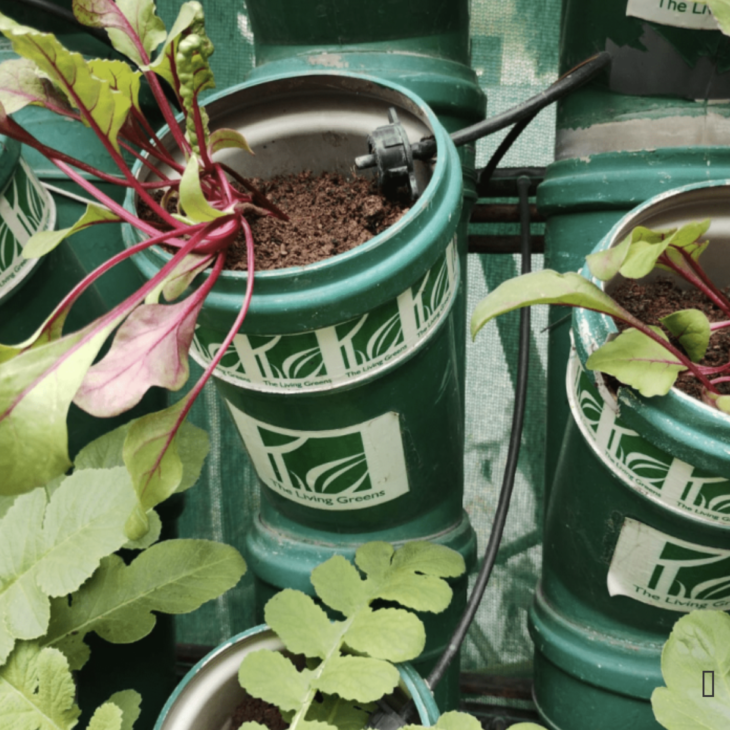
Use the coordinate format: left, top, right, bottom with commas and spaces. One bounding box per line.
125, 69, 455, 284
154, 623, 437, 730
572, 179, 730, 472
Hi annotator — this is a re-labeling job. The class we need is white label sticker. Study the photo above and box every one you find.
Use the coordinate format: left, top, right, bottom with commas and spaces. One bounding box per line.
226, 403, 410, 510
626, 0, 720, 30
608, 518, 730, 611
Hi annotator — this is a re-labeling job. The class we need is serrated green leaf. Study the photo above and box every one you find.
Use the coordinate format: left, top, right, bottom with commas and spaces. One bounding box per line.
24, 203, 120, 259
265, 590, 340, 660
345, 607, 425, 663
586, 327, 686, 397
179, 154, 228, 222
470, 270, 628, 340
311, 555, 371, 618
435, 712, 490, 730
87, 702, 124, 730
45, 539, 245, 669
107, 691, 142, 730
354, 542, 394, 581
315, 655, 399, 703
0, 642, 80, 729
660, 309, 711, 363
391, 541, 466, 579
238, 650, 311, 712
376, 573, 453, 614
651, 611, 730, 729
0, 469, 135, 663
74, 0, 167, 68
0, 14, 131, 152
305, 695, 371, 730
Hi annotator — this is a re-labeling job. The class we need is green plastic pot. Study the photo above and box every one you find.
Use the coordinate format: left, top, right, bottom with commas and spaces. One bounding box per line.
530, 181, 730, 730
540, 0, 730, 500
127, 71, 476, 710
154, 624, 440, 730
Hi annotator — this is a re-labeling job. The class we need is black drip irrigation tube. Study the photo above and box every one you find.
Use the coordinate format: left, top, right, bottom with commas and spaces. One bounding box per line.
368, 51, 613, 729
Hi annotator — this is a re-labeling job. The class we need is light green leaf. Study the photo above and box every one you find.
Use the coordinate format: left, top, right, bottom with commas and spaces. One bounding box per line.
375, 573, 453, 614
586, 231, 632, 281
24, 204, 120, 259
238, 724, 269, 730
667, 220, 711, 249
264, 590, 340, 660
651, 611, 730, 729
238, 650, 312, 712
88, 58, 142, 115
391, 541, 465, 579
703, 389, 730, 414
297, 722, 338, 730
0, 318, 120, 494
179, 154, 228, 222
586, 327, 686, 397
0, 642, 80, 729
146, 253, 212, 304
311, 555, 371, 618
87, 702, 124, 730
619, 239, 671, 280
660, 309, 711, 363
354, 542, 394, 581
470, 270, 628, 340
122, 396, 192, 541
704, 0, 730, 34
315, 655, 399, 703
0, 468, 135, 663
345, 607, 425, 663
73, 0, 167, 68
495, 724, 547, 730
0, 14, 131, 151
45, 539, 246, 669
121, 508, 161, 550
107, 691, 142, 730
305, 695, 371, 730
435, 712, 490, 730
0, 57, 73, 115
209, 128, 253, 156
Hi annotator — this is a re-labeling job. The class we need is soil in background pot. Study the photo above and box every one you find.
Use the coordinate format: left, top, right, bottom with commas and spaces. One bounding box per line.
612, 278, 730, 399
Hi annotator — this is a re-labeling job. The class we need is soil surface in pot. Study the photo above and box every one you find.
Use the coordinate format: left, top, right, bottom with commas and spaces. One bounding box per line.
141, 171, 410, 271
229, 690, 288, 730
613, 278, 730, 399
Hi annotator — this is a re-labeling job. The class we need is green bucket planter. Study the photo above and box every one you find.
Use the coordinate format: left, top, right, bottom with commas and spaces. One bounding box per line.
0, 136, 54, 307
154, 624, 440, 730
530, 181, 730, 730
127, 71, 476, 710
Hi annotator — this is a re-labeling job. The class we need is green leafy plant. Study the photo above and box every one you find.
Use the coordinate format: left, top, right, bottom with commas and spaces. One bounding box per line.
651, 610, 730, 730
0, 423, 247, 728
237, 540, 473, 730
471, 221, 730, 410
0, 0, 288, 536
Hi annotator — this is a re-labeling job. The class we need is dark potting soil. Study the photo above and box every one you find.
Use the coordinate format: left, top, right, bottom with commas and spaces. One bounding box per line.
611, 278, 730, 399
229, 690, 288, 730
141, 170, 410, 271
226, 171, 410, 271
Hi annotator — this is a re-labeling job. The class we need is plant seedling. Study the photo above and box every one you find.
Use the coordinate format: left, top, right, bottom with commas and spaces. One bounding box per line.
0, 0, 288, 534
237, 540, 477, 730
471, 220, 730, 410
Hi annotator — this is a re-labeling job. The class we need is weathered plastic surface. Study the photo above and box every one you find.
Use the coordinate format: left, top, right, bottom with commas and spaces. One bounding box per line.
127, 72, 475, 711
531, 182, 730, 730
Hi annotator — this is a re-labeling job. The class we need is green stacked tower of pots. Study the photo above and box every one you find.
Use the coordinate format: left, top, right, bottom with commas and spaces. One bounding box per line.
128, 71, 476, 710
540, 0, 730, 494
530, 181, 730, 730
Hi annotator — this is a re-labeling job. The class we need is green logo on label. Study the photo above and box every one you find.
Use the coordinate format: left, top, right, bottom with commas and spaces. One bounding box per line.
572, 359, 730, 524
190, 240, 457, 391
608, 518, 730, 611
225, 403, 410, 511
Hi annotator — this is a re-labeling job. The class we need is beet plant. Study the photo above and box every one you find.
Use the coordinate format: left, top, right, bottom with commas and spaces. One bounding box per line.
0, 0, 286, 538
471, 220, 730, 411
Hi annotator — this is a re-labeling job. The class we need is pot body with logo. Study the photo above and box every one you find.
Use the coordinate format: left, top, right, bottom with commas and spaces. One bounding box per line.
128, 71, 475, 710
529, 181, 730, 730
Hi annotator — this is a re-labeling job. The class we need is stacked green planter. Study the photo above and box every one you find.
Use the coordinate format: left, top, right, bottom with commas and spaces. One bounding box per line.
539, 0, 730, 496
530, 181, 730, 730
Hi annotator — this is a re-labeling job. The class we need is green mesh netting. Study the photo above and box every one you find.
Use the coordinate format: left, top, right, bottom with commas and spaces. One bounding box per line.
153, 0, 562, 686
